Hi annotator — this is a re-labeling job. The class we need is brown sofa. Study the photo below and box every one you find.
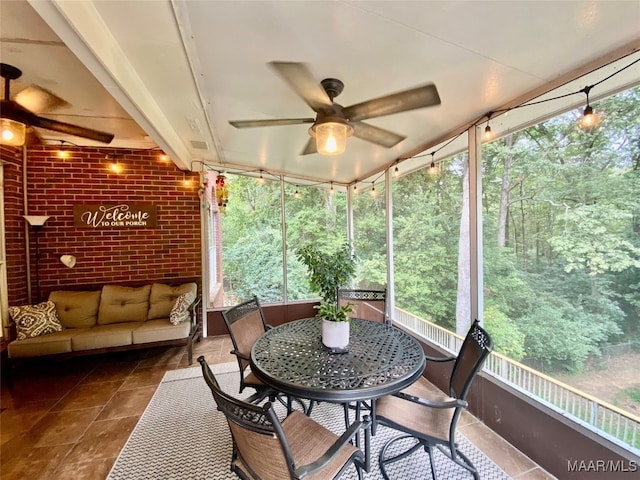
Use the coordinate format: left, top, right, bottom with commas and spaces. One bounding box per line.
7, 280, 202, 365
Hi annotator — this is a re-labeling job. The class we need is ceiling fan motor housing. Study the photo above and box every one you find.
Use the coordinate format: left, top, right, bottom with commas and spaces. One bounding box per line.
320, 78, 344, 101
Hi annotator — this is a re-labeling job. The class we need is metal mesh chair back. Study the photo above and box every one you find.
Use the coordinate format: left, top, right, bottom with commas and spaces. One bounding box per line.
198, 356, 365, 480
338, 288, 387, 324
198, 356, 293, 479
222, 296, 268, 373
449, 319, 493, 400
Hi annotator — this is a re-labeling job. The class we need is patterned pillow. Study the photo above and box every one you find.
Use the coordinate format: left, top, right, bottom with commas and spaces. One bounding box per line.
169, 292, 196, 325
8, 301, 64, 340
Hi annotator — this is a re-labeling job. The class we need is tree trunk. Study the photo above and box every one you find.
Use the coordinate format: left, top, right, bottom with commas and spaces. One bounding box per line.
497, 134, 514, 247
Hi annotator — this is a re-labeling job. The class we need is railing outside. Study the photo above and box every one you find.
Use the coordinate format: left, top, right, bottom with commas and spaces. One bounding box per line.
393, 307, 640, 455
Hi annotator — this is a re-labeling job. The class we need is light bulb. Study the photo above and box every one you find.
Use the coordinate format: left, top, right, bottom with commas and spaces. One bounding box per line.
581, 105, 595, 129
484, 125, 492, 140
428, 162, 437, 176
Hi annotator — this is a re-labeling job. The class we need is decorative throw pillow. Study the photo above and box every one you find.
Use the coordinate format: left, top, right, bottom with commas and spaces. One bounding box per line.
169, 292, 196, 325
8, 301, 64, 340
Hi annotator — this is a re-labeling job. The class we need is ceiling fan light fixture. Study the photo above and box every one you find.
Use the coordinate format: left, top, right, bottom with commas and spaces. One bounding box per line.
309, 117, 353, 156
1, 118, 26, 146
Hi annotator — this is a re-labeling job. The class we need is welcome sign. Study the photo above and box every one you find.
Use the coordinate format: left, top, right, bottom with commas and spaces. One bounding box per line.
74, 204, 158, 228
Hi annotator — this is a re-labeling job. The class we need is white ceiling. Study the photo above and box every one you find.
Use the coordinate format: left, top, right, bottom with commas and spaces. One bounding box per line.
1, 0, 639, 187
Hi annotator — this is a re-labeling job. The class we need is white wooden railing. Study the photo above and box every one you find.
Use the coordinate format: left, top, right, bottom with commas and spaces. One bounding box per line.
393, 308, 640, 455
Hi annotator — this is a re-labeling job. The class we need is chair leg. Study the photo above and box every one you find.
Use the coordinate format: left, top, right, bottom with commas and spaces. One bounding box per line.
436, 445, 479, 479
379, 434, 424, 480
426, 444, 439, 480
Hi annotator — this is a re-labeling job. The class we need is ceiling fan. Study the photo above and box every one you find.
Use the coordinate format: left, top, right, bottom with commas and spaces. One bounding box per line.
229, 62, 441, 156
1, 63, 114, 146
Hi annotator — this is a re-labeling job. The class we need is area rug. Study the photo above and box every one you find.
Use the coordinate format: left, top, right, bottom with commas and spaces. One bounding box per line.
107, 362, 511, 479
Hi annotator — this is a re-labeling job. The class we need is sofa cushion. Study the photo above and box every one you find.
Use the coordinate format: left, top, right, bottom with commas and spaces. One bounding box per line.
98, 285, 151, 325
133, 319, 191, 344
169, 292, 196, 325
49, 290, 101, 328
8, 301, 64, 340
148, 282, 198, 320
71, 323, 141, 351
8, 329, 81, 358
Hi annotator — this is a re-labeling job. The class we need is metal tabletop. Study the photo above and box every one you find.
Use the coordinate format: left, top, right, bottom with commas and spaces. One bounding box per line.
250, 317, 426, 403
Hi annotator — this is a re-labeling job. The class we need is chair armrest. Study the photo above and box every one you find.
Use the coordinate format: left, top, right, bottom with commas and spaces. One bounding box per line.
424, 354, 456, 363
394, 391, 467, 410
294, 416, 371, 478
231, 350, 250, 361
188, 297, 202, 327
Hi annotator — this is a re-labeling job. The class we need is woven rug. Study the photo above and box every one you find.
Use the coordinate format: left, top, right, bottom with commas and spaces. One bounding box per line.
108, 362, 511, 479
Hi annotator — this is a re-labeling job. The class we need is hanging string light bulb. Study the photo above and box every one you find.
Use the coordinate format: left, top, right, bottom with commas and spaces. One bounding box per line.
215, 174, 229, 213
484, 112, 493, 140
294, 186, 300, 199
258, 170, 265, 184
370, 182, 377, 197
394, 161, 400, 177
57, 140, 68, 159
580, 85, 598, 131
428, 153, 437, 176
329, 182, 335, 195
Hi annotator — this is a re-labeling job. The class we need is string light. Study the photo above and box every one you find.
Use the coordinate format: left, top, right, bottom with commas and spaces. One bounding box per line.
394, 161, 399, 177
294, 186, 300, 199
353, 183, 358, 194
370, 182, 377, 197
580, 86, 598, 131
329, 182, 334, 195
57, 140, 68, 159
428, 153, 437, 176
484, 112, 493, 140
258, 170, 265, 184
183, 171, 193, 187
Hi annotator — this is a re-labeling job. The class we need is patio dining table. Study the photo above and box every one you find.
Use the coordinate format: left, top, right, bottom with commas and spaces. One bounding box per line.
250, 317, 426, 404
250, 316, 426, 471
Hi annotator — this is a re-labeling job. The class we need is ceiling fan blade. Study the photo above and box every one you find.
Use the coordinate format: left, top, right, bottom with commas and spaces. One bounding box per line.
343, 83, 441, 122
14, 85, 68, 114
230, 118, 314, 128
300, 137, 317, 155
32, 115, 114, 143
351, 122, 406, 148
2, 99, 114, 143
269, 62, 332, 112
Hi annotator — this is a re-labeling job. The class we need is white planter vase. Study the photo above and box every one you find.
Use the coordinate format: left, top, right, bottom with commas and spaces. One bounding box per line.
321, 319, 350, 350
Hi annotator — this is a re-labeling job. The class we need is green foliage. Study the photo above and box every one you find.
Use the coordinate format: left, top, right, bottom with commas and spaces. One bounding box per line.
296, 241, 356, 306
314, 301, 354, 322
623, 387, 640, 403
483, 303, 525, 360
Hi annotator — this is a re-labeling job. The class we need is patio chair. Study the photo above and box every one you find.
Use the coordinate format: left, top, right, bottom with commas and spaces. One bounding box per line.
374, 319, 493, 480
198, 356, 371, 480
222, 296, 274, 402
338, 288, 388, 324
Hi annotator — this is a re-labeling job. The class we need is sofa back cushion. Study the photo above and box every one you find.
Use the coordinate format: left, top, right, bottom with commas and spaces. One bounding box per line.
148, 282, 198, 320
49, 290, 101, 328
98, 285, 151, 325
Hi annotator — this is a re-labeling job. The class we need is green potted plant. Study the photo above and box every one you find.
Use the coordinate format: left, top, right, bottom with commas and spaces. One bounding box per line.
296, 241, 356, 350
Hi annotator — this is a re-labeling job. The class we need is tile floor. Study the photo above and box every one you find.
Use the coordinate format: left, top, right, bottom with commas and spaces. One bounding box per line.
0, 336, 556, 480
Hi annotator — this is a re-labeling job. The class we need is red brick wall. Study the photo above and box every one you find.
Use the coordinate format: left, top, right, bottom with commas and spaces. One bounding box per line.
3, 145, 201, 306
